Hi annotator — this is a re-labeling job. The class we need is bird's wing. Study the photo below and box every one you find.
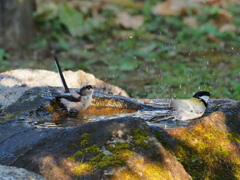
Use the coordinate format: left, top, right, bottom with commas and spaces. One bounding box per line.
54, 56, 70, 93
170, 99, 193, 112
171, 98, 206, 114
56, 94, 81, 102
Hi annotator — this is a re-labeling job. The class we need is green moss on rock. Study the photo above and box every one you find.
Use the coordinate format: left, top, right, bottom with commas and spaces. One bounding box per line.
155, 123, 240, 180
81, 133, 90, 139
82, 144, 100, 154
106, 143, 131, 153
133, 129, 151, 148
69, 133, 133, 169
80, 139, 89, 147
80, 133, 91, 147
68, 151, 84, 161
89, 153, 125, 168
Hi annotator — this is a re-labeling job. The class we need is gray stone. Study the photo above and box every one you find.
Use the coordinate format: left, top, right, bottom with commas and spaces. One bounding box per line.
0, 165, 45, 180
0, 69, 129, 109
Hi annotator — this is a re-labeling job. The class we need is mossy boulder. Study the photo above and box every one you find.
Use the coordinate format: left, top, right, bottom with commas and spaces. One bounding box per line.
1, 69, 240, 180
1, 117, 192, 180
152, 99, 240, 180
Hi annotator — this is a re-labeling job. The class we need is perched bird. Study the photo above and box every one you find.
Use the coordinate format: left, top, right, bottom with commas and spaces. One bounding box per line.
149, 91, 211, 122
54, 56, 94, 114
170, 91, 211, 121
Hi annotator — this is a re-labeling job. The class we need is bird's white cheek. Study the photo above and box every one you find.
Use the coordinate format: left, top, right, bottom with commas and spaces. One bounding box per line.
200, 95, 209, 103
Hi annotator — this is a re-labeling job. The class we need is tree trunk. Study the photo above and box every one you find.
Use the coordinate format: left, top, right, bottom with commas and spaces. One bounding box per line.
0, 0, 34, 50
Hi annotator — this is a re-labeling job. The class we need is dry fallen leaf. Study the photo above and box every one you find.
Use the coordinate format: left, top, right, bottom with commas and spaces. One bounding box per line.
152, 0, 235, 17
183, 17, 198, 28
207, 34, 225, 47
196, 0, 221, 5
68, 1, 105, 21
196, 0, 237, 8
219, 24, 236, 33
116, 12, 144, 29
218, 9, 233, 21
104, 0, 143, 8
152, 0, 186, 16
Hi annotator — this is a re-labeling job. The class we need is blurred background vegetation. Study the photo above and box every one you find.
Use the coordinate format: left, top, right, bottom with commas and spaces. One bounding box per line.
0, 0, 240, 99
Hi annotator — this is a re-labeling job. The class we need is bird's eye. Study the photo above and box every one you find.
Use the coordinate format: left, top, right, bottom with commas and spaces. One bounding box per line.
87, 85, 93, 90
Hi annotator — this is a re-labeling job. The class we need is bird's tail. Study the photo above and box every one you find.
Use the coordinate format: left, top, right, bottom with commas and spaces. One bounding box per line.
54, 56, 70, 93
148, 111, 175, 122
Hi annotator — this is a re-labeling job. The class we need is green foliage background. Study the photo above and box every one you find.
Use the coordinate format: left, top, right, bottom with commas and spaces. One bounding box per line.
1, 0, 240, 100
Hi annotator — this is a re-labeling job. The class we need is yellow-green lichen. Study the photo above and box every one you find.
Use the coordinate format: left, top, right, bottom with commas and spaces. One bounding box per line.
154, 123, 240, 180
81, 133, 90, 139
110, 152, 171, 180
68, 151, 84, 161
106, 143, 131, 153
89, 153, 125, 168
69, 142, 130, 169
80, 133, 91, 147
143, 162, 171, 180
117, 149, 137, 161
82, 144, 100, 154
133, 130, 151, 148
73, 163, 93, 176
80, 139, 89, 147
110, 168, 141, 180
227, 132, 240, 143
71, 143, 78, 148
87, 143, 134, 168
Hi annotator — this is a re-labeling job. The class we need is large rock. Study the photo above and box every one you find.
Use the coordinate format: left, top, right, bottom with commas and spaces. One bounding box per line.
0, 165, 45, 180
151, 99, 240, 179
0, 69, 190, 179
0, 69, 240, 180
1, 117, 192, 180
0, 69, 128, 109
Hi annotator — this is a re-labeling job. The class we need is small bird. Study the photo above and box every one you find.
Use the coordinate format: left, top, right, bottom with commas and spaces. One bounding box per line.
170, 91, 211, 121
54, 56, 94, 115
149, 91, 211, 122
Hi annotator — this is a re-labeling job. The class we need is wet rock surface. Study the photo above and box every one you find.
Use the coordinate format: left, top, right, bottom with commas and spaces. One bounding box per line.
0, 69, 240, 179
0, 85, 164, 125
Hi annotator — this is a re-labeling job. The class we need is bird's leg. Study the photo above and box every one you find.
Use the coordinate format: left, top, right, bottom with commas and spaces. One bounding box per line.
59, 107, 68, 111
69, 109, 79, 117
